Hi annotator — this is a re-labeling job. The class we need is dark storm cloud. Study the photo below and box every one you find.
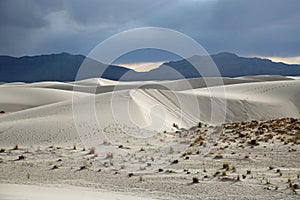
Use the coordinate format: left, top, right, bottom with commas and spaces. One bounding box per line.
0, 0, 299, 58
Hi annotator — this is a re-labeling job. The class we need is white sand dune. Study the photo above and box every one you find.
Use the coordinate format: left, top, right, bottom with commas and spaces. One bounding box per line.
0, 183, 157, 200
0, 75, 299, 200
0, 86, 89, 112
0, 75, 299, 147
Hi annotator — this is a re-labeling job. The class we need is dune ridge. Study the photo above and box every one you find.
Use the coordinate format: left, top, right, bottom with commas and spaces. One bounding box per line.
0, 75, 299, 146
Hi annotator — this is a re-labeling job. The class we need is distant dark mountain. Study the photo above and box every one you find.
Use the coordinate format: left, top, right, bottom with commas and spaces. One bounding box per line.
0, 52, 132, 82
1, 52, 300, 82
137, 52, 300, 80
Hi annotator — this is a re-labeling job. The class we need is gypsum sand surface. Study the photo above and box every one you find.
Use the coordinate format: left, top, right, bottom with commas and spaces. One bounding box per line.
0, 118, 299, 200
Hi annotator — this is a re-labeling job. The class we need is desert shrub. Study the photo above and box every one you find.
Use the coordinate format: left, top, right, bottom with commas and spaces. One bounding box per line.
106, 152, 114, 159
120, 164, 125, 169
139, 176, 143, 182
193, 135, 204, 145
52, 165, 59, 170
171, 159, 178, 164
140, 147, 145, 152
214, 154, 223, 159
89, 147, 96, 154
172, 123, 179, 129
13, 144, 18, 150
192, 177, 199, 183
198, 122, 202, 128
18, 155, 25, 160
223, 162, 230, 170
231, 165, 236, 172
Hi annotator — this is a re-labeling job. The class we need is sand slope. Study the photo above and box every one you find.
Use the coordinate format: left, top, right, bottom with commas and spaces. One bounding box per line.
0, 76, 299, 146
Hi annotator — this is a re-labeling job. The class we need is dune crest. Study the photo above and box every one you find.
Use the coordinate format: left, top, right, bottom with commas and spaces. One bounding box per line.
0, 75, 299, 146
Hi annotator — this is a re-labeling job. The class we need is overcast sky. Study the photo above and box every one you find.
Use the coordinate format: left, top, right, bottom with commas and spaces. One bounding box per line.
1, 0, 300, 64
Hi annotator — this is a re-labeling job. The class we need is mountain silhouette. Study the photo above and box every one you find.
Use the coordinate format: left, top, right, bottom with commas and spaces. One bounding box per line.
1, 52, 300, 82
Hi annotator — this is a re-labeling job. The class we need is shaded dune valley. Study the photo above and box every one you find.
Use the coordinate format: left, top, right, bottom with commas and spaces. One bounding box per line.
0, 75, 299, 199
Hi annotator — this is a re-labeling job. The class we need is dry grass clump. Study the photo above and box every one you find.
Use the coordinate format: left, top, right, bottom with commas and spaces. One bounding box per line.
192, 177, 199, 183
13, 144, 18, 150
150, 156, 154, 161
221, 171, 227, 176
182, 150, 193, 157
173, 123, 179, 129
52, 165, 59, 170
89, 147, 96, 155
285, 135, 300, 144
139, 176, 144, 182
222, 162, 230, 171
106, 152, 114, 159
103, 140, 111, 145
214, 153, 223, 159
171, 159, 178, 164
140, 147, 145, 152
18, 155, 25, 160
287, 177, 292, 187
213, 171, 220, 177
249, 139, 259, 146
231, 165, 236, 172
192, 135, 204, 146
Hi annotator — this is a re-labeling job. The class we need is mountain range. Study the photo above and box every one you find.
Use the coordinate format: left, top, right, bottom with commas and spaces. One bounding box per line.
1, 52, 300, 82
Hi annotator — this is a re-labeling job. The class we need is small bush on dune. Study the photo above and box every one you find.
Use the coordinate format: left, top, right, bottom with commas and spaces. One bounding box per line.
172, 123, 179, 129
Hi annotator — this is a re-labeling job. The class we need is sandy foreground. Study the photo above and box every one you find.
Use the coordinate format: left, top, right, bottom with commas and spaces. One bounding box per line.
0, 183, 157, 200
0, 75, 299, 199
0, 118, 299, 199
